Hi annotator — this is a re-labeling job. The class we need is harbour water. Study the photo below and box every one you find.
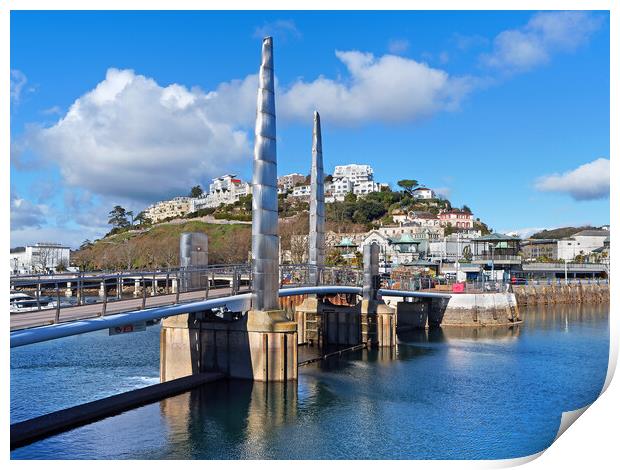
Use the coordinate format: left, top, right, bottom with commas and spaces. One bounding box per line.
11, 304, 609, 460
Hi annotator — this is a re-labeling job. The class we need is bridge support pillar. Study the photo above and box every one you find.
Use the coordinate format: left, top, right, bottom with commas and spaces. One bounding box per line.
151, 279, 158, 296
361, 300, 396, 347
160, 310, 297, 383
361, 244, 396, 348
65, 282, 72, 298
171, 278, 178, 294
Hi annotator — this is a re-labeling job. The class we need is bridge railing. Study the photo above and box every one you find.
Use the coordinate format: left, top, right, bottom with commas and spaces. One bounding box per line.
10, 264, 365, 324
10, 265, 253, 323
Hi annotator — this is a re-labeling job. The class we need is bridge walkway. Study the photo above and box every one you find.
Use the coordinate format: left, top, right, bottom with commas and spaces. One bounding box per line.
10, 287, 236, 331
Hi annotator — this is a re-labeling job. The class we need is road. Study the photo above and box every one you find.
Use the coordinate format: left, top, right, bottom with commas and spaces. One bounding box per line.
10, 287, 237, 331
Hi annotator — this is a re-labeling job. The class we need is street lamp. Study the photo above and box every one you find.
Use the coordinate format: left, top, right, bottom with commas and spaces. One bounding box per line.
490, 243, 495, 282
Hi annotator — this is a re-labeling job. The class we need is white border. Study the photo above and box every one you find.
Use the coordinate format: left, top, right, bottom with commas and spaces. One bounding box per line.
2, 1, 616, 468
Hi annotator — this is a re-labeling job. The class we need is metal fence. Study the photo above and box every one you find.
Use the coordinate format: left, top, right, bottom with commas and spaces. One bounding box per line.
9, 264, 364, 323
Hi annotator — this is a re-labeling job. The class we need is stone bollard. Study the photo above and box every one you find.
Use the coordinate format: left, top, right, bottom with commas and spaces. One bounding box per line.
134, 279, 140, 297
99, 281, 106, 298
65, 282, 73, 298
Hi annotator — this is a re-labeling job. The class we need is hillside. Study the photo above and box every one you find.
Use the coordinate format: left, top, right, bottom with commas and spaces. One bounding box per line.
80, 184, 491, 270
530, 226, 600, 240
72, 221, 251, 271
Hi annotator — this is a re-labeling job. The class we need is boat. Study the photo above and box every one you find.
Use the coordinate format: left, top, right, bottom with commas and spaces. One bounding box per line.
10, 292, 56, 313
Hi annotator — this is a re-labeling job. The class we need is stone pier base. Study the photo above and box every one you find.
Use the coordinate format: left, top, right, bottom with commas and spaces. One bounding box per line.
441, 292, 520, 326
361, 300, 396, 348
160, 310, 297, 383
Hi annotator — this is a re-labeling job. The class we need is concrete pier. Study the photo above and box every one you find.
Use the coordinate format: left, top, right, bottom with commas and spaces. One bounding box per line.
160, 311, 297, 382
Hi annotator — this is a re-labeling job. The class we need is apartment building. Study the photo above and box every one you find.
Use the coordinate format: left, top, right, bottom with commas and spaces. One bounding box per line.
145, 197, 191, 223
190, 174, 251, 212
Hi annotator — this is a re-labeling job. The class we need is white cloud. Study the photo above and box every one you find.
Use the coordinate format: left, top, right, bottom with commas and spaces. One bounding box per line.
30, 68, 252, 203
10, 69, 28, 104
433, 187, 451, 199
388, 39, 410, 54
41, 105, 63, 115
279, 50, 475, 125
535, 158, 610, 201
10, 192, 48, 230
503, 227, 549, 239
481, 11, 602, 73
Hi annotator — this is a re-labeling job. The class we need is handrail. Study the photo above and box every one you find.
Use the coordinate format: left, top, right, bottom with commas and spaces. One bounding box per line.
9, 285, 446, 348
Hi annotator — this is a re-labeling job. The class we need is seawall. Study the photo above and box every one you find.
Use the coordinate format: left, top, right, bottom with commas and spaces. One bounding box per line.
512, 283, 609, 307
438, 292, 520, 327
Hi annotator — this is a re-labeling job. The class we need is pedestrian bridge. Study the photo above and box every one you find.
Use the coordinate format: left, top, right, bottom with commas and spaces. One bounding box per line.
10, 264, 451, 347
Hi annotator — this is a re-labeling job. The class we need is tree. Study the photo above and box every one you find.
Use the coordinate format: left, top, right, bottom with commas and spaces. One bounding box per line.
135, 211, 152, 227
326, 249, 345, 266
461, 205, 472, 214
56, 261, 68, 272
80, 239, 94, 250
108, 205, 130, 228
344, 192, 357, 203
189, 185, 204, 198
126, 210, 135, 226
397, 179, 419, 195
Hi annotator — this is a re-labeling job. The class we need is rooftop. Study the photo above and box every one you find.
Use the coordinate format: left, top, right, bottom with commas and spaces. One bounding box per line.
572, 229, 610, 237
475, 233, 521, 241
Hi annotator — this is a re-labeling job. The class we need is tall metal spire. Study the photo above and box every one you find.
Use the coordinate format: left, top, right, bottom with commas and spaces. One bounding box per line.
309, 111, 325, 285
252, 37, 279, 311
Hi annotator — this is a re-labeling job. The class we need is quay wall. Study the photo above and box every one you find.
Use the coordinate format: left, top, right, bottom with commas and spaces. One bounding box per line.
512, 283, 609, 307
437, 292, 520, 327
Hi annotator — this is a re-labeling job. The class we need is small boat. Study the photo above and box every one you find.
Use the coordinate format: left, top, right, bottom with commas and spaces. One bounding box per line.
10, 292, 56, 313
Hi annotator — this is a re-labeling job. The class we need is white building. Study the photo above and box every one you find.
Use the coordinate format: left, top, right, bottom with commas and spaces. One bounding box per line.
429, 233, 479, 262
333, 164, 374, 183
190, 174, 251, 211
145, 196, 191, 223
557, 229, 610, 261
325, 178, 354, 201
291, 185, 311, 198
10, 242, 71, 275
406, 211, 442, 228
277, 173, 306, 194
353, 180, 381, 196
412, 187, 435, 199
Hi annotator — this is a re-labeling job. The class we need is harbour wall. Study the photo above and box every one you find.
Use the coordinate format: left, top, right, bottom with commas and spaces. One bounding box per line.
389, 293, 520, 328
512, 283, 609, 307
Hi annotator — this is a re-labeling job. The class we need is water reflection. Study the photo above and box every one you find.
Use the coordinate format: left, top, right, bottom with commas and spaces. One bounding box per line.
521, 303, 608, 331
11, 304, 609, 459
159, 380, 298, 459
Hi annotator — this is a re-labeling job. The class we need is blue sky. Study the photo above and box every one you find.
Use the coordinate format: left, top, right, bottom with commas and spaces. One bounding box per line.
10, 10, 610, 248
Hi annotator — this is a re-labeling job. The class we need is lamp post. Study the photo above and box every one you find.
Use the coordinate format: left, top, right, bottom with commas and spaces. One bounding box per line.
564, 258, 568, 285
490, 243, 495, 282
456, 232, 461, 282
